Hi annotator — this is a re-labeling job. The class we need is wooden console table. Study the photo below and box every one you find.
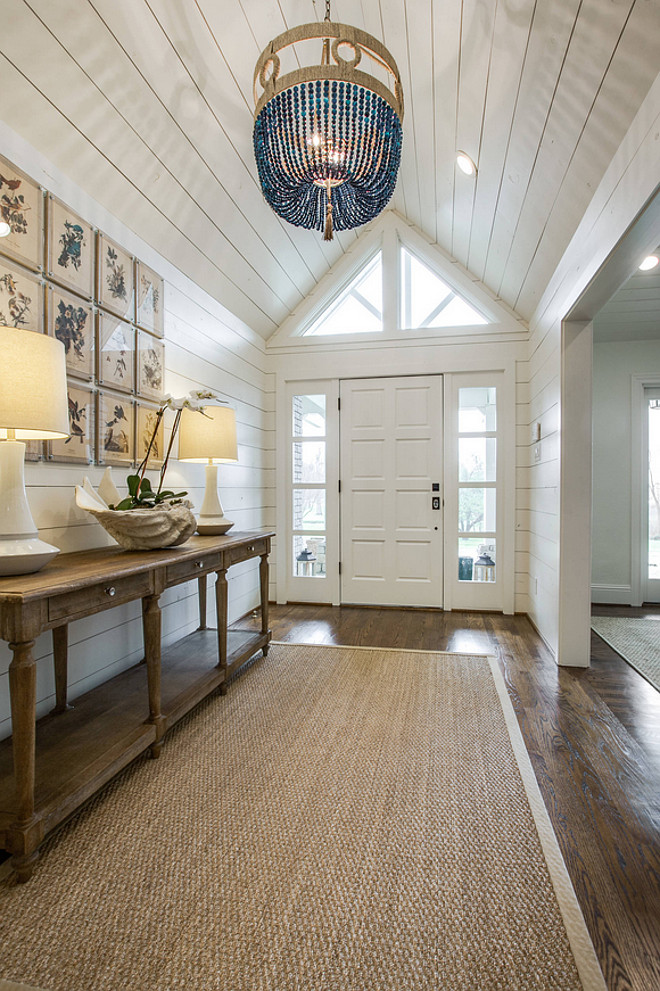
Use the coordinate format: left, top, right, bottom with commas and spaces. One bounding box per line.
0, 529, 273, 882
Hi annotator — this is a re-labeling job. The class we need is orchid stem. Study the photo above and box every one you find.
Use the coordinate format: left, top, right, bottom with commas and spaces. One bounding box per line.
157, 408, 181, 496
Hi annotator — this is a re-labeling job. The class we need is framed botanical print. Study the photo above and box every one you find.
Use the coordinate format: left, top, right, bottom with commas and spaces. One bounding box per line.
98, 313, 135, 393
98, 391, 135, 466
0, 257, 43, 332
48, 382, 95, 464
47, 285, 95, 381
0, 154, 43, 271
136, 329, 164, 401
98, 233, 134, 321
135, 261, 164, 337
46, 195, 95, 299
135, 401, 165, 468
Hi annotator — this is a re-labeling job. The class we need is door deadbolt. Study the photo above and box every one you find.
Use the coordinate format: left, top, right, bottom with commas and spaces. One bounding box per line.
432, 497, 440, 510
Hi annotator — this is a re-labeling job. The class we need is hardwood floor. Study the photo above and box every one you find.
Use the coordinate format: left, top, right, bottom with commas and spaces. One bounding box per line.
257, 603, 660, 991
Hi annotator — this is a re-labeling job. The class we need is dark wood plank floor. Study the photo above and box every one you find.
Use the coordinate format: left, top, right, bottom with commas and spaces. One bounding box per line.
257, 603, 660, 991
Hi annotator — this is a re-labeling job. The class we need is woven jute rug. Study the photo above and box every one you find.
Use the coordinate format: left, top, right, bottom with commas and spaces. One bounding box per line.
591, 615, 660, 691
0, 644, 606, 991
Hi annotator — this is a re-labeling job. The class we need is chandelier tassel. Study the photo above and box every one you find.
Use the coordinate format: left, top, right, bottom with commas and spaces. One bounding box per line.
324, 180, 334, 241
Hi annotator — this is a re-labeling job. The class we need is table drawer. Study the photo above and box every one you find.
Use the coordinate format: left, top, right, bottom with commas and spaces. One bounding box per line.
166, 553, 221, 586
227, 538, 268, 566
48, 572, 153, 623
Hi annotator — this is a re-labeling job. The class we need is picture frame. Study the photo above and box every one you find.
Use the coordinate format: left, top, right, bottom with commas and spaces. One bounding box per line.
0, 257, 44, 333
48, 381, 95, 464
98, 391, 135, 466
135, 401, 165, 468
97, 232, 134, 321
135, 261, 164, 337
97, 313, 135, 394
46, 194, 95, 299
136, 329, 164, 401
47, 285, 95, 381
0, 154, 44, 272
24, 441, 44, 463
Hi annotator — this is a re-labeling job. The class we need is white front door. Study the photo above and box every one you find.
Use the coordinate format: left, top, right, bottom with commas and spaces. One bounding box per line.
340, 376, 443, 607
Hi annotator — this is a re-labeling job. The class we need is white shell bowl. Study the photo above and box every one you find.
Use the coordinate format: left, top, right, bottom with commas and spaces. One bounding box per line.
85, 504, 198, 550
75, 478, 197, 550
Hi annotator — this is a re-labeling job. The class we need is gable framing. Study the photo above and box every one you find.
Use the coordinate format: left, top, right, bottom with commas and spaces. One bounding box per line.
267, 211, 528, 350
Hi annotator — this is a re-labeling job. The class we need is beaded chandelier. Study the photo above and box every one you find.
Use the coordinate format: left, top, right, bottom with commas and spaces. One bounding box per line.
253, 1, 404, 241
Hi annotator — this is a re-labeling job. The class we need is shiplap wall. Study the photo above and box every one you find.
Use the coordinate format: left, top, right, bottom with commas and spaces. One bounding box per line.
0, 122, 275, 740
525, 73, 660, 662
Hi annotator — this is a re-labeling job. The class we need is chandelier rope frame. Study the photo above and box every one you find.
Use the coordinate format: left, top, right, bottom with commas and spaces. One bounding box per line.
253, 20, 404, 240
253, 22, 404, 122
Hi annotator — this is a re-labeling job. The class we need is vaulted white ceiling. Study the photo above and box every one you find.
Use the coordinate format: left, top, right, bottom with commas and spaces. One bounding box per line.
1, 0, 658, 340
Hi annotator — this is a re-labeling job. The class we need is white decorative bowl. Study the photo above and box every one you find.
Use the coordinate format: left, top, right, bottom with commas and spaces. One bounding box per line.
75, 478, 197, 550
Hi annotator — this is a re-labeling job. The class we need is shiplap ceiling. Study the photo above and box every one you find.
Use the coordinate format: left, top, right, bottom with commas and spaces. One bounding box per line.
1, 0, 659, 340
594, 250, 660, 343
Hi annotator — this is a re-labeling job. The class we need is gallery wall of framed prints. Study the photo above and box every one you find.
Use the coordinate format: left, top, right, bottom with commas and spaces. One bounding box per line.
0, 151, 166, 467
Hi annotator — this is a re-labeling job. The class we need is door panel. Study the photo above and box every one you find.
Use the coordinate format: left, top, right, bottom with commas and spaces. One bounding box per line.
340, 375, 443, 607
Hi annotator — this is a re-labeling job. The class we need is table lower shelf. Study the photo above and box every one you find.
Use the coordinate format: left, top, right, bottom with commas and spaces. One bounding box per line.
0, 626, 270, 851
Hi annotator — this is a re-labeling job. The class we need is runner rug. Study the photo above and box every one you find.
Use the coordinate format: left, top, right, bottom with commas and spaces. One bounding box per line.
591, 615, 660, 691
0, 643, 606, 991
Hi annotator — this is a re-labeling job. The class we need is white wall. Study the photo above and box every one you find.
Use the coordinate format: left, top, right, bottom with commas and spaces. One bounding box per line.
0, 123, 274, 739
591, 340, 660, 604
525, 72, 660, 663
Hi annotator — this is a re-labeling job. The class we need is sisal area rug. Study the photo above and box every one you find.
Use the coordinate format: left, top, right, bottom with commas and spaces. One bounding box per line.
591, 615, 660, 691
0, 643, 606, 991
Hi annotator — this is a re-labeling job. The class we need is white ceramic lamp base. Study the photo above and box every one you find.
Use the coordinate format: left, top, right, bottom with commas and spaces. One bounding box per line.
0, 440, 60, 575
195, 462, 234, 536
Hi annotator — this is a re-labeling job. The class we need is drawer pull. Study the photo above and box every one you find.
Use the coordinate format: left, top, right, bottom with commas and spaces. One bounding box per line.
196, 560, 204, 569
105, 586, 116, 597
247, 545, 255, 553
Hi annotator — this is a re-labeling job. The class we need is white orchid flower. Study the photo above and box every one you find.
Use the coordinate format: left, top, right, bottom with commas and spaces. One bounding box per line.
160, 390, 224, 412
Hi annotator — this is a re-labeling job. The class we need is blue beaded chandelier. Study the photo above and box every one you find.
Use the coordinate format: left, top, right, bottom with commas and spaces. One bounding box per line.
253, 1, 404, 241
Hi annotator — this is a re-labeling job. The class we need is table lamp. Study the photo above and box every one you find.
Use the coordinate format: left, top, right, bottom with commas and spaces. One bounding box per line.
178, 404, 238, 534
0, 326, 70, 575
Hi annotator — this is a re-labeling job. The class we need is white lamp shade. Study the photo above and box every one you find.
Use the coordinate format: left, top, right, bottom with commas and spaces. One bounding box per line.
178, 405, 238, 463
0, 326, 69, 439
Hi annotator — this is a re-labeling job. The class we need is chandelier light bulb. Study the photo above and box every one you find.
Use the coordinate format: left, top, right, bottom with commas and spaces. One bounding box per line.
0, 221, 11, 238
638, 254, 659, 271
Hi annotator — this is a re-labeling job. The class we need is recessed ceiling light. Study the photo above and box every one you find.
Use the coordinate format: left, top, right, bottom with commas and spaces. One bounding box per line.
456, 152, 477, 176
0, 221, 10, 238
639, 254, 659, 271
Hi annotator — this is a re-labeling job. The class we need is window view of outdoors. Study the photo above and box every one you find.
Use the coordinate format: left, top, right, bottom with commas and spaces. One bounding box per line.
292, 395, 327, 578
400, 247, 488, 329
649, 398, 660, 581
305, 254, 383, 336
457, 387, 497, 583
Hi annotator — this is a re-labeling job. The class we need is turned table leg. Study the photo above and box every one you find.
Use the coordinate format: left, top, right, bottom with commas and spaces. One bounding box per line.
51, 625, 72, 714
260, 552, 271, 657
142, 595, 165, 757
215, 568, 228, 692
197, 574, 207, 630
8, 639, 41, 882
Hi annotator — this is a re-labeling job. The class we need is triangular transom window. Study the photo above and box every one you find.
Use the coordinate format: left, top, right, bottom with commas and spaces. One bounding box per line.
304, 252, 383, 336
400, 247, 487, 329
